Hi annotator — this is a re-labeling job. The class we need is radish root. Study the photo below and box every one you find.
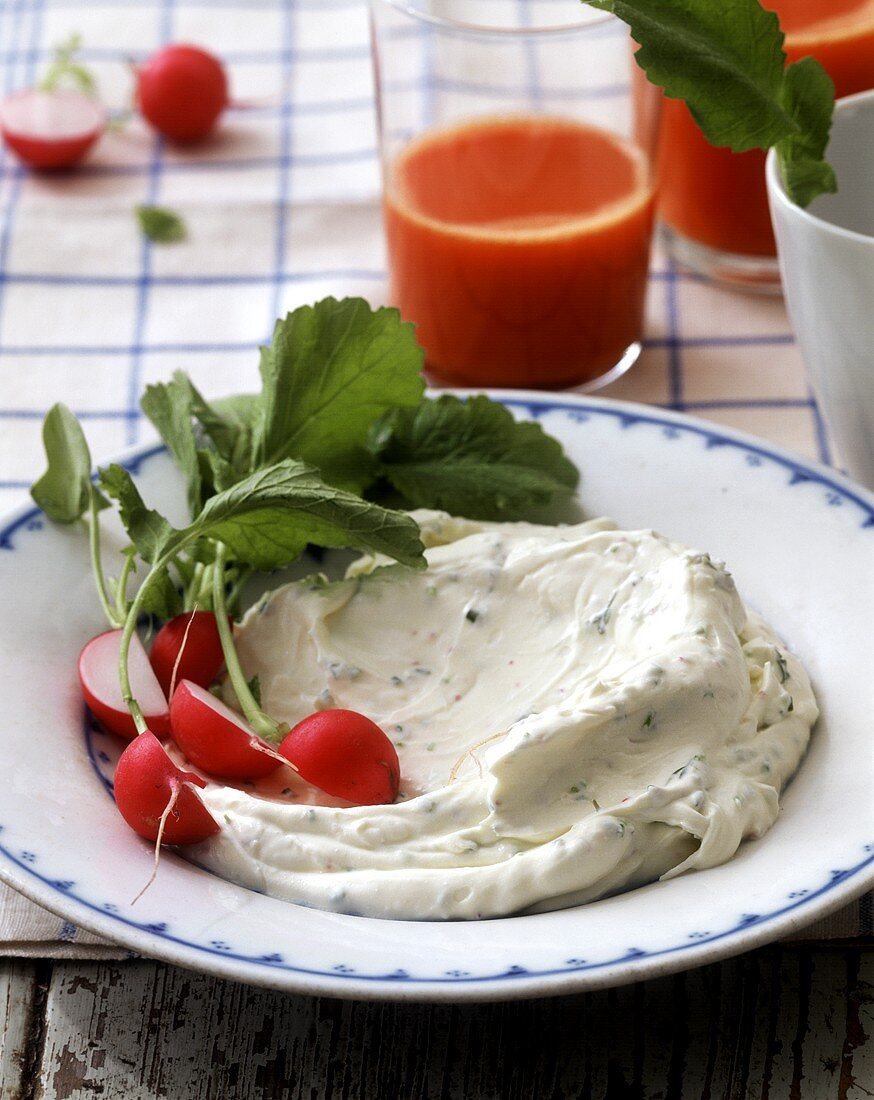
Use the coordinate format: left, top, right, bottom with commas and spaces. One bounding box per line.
130, 781, 180, 905
169, 605, 199, 700
448, 731, 507, 784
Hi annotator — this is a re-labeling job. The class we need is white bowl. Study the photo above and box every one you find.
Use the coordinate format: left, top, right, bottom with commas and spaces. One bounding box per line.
0, 393, 871, 1001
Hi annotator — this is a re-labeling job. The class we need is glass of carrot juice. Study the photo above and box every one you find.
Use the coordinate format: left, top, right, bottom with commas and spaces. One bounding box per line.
370, 1, 661, 390
659, 0, 874, 292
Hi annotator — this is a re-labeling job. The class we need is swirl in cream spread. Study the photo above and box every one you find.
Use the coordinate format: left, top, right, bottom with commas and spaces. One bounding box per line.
191, 511, 817, 920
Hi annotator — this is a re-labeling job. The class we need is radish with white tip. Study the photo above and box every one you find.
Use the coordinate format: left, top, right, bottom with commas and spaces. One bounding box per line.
114, 730, 219, 845
79, 629, 169, 740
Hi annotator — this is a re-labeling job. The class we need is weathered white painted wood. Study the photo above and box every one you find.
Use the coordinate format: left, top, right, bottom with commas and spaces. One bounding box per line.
797, 952, 849, 1099
739, 950, 783, 1100
0, 958, 41, 1100
22, 950, 874, 1099
846, 951, 874, 1100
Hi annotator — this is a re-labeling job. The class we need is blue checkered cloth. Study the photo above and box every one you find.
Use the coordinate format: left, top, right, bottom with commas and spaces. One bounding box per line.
0, 0, 859, 955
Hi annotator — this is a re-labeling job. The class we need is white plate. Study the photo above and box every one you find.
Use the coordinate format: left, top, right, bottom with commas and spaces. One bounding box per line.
0, 392, 872, 1002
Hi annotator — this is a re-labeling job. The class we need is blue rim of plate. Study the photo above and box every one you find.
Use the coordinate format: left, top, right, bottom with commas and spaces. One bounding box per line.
1, 392, 872, 996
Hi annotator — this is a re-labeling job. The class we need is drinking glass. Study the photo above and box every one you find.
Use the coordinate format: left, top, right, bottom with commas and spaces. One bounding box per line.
370, 0, 660, 390
659, 0, 874, 293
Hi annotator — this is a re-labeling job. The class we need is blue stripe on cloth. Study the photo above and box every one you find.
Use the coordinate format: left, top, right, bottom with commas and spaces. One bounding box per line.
0, 147, 378, 181
0, 333, 801, 356
268, 1, 297, 334
663, 257, 685, 411
0, 269, 387, 287
124, 0, 175, 445
0, 0, 44, 352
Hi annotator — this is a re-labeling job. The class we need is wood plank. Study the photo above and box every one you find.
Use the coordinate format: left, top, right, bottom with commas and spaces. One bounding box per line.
844, 950, 874, 1100
27, 949, 874, 1100
0, 958, 46, 1100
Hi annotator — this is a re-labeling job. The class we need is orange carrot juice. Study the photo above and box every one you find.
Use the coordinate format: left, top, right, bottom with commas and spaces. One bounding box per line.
383, 116, 656, 388
659, 0, 874, 257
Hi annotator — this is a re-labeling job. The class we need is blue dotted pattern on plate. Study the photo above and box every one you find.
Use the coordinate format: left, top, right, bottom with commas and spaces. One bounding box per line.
2, 399, 873, 985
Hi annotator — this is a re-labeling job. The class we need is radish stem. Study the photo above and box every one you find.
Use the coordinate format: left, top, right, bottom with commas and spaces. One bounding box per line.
118, 560, 171, 735
113, 549, 135, 623
211, 543, 282, 743
88, 487, 122, 628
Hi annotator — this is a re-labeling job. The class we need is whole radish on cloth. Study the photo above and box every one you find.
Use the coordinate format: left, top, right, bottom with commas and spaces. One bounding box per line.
135, 44, 228, 142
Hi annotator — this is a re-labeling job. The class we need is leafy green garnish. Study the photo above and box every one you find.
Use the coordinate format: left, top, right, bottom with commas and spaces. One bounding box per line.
255, 297, 425, 492
368, 394, 579, 521
585, 0, 837, 208
39, 34, 97, 97
30, 296, 578, 739
136, 205, 187, 244
184, 461, 426, 572
141, 376, 203, 515
31, 403, 103, 524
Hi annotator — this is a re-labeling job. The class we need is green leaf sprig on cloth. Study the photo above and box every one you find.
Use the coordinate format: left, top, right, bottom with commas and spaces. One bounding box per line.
585, 0, 837, 208
136, 205, 187, 244
31, 296, 579, 737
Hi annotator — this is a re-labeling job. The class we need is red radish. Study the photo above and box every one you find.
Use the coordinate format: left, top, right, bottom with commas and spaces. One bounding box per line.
136, 45, 228, 142
79, 629, 169, 740
149, 611, 229, 698
114, 731, 219, 844
279, 709, 400, 806
170, 679, 283, 781
0, 88, 105, 168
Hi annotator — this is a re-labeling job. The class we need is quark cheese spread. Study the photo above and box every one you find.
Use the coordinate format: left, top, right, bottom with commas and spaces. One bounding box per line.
193, 511, 817, 920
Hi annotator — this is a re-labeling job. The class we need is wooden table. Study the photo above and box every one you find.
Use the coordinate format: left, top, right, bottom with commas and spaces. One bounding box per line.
1, 945, 871, 1098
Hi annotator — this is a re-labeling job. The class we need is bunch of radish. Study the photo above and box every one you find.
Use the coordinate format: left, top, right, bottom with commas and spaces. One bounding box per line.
78, 611, 401, 849
0, 41, 230, 170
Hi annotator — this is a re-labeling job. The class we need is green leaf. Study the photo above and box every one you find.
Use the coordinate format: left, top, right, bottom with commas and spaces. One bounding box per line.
368, 395, 579, 521
136, 205, 187, 244
191, 388, 259, 478
137, 562, 183, 620
31, 403, 104, 523
184, 459, 426, 572
198, 449, 238, 496
255, 298, 425, 492
776, 58, 838, 208
141, 374, 202, 516
98, 465, 175, 563
584, 0, 836, 207
588, 0, 793, 151
39, 34, 97, 96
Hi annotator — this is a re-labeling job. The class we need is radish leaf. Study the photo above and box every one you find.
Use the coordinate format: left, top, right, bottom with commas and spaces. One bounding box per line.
141, 375, 203, 516
776, 58, 837, 208
136, 205, 187, 244
585, 0, 836, 208
369, 395, 579, 521
31, 403, 106, 523
255, 298, 425, 492
185, 459, 427, 571
98, 464, 175, 563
